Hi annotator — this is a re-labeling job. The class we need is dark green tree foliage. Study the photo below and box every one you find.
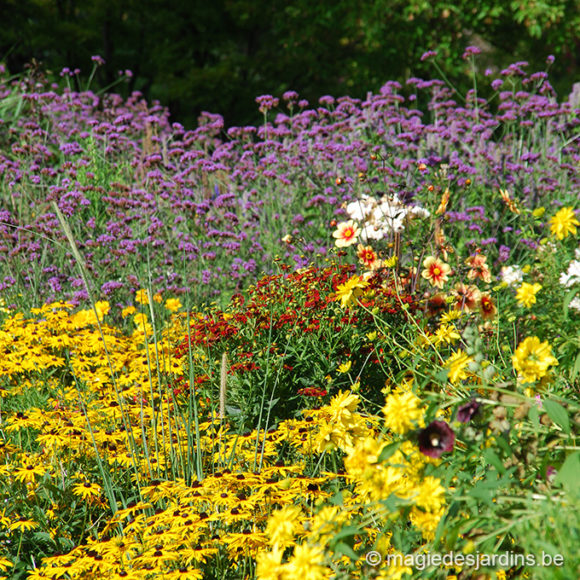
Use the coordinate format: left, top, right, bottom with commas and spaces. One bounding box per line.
1, 0, 579, 128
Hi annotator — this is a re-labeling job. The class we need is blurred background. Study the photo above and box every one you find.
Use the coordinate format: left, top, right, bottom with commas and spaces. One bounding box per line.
1, 0, 579, 128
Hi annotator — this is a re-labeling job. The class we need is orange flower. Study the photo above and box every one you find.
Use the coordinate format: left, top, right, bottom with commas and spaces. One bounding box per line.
500, 189, 520, 214
332, 220, 360, 248
465, 254, 492, 284
425, 293, 447, 317
435, 188, 450, 215
422, 256, 451, 288
452, 283, 481, 312
479, 294, 497, 320
356, 244, 378, 268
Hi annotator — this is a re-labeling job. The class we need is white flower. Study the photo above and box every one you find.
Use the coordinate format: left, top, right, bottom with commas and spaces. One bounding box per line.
559, 260, 580, 288
346, 194, 429, 239
346, 195, 373, 221
360, 223, 387, 241
500, 265, 523, 287
569, 296, 580, 312
408, 205, 431, 220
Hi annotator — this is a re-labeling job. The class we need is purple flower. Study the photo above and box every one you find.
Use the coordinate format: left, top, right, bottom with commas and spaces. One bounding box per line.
420, 50, 438, 62
418, 421, 455, 458
255, 95, 279, 113
456, 400, 480, 423
462, 46, 482, 60
282, 90, 299, 102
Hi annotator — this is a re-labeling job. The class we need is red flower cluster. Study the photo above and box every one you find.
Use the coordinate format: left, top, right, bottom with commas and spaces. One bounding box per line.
172, 264, 420, 407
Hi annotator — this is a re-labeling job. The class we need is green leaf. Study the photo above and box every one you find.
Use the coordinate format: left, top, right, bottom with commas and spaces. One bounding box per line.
554, 452, 580, 495
496, 434, 513, 457
571, 351, 580, 383
330, 490, 344, 506
543, 399, 570, 435
333, 541, 359, 562
378, 441, 400, 462
332, 525, 360, 542
483, 449, 505, 474
528, 404, 540, 433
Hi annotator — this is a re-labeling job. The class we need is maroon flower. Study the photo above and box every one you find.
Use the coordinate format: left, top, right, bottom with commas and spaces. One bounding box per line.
456, 399, 480, 423
418, 421, 455, 458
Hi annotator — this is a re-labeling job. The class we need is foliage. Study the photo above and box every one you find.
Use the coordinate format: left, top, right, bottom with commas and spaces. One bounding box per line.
1, 0, 579, 126
0, 52, 579, 579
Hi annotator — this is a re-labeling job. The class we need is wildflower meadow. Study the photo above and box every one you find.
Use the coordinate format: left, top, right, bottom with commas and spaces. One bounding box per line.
0, 51, 579, 579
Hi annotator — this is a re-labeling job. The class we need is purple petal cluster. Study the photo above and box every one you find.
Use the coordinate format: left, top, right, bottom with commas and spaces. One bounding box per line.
0, 63, 579, 307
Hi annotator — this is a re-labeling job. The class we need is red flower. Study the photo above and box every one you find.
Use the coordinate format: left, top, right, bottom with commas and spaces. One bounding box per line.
418, 420, 455, 458
298, 387, 327, 397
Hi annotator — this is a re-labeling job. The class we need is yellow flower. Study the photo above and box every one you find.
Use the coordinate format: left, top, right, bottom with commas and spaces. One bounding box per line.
549, 207, 580, 240
94, 300, 110, 320
135, 289, 149, 305
515, 282, 541, 308
332, 220, 360, 248
9, 518, 38, 532
283, 543, 329, 580
445, 350, 474, 384
383, 391, 423, 434
14, 464, 46, 483
337, 361, 352, 373
265, 505, 303, 548
0, 557, 13, 573
256, 545, 284, 580
165, 298, 183, 312
412, 476, 446, 512
512, 336, 558, 384
72, 481, 102, 502
327, 391, 359, 423
334, 275, 368, 308
410, 506, 445, 540
433, 324, 460, 346
122, 305, 136, 318
441, 309, 462, 323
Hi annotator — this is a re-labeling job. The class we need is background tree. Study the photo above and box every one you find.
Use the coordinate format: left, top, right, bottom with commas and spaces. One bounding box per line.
1, 0, 578, 128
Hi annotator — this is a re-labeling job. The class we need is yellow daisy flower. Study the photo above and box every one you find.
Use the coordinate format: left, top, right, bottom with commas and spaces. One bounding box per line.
549, 207, 579, 240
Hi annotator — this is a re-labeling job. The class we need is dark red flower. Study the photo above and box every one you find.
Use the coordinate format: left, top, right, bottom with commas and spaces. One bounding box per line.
456, 399, 480, 423
298, 387, 327, 397
418, 420, 455, 458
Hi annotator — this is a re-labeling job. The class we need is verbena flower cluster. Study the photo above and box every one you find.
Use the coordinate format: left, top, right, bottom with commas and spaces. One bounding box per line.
0, 56, 579, 580
1, 60, 579, 309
